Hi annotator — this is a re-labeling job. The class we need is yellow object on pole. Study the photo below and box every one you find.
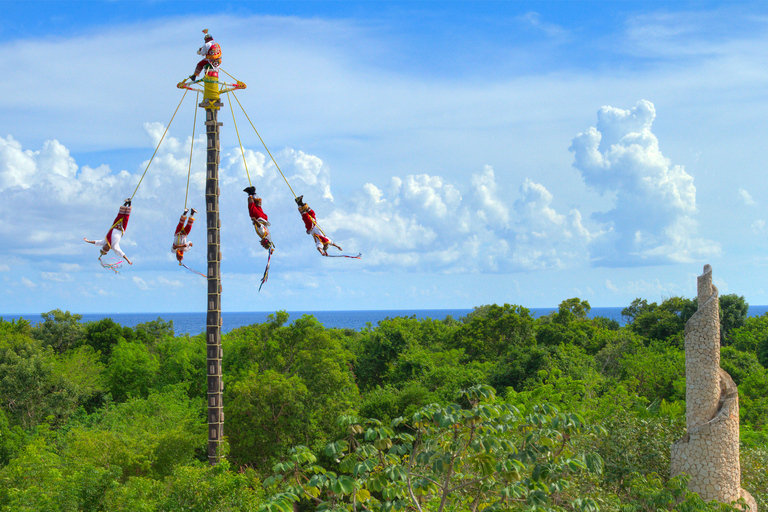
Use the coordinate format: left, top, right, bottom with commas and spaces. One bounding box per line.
176, 67, 245, 102
203, 70, 221, 106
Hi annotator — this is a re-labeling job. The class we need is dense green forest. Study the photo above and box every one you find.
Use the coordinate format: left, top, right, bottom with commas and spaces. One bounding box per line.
0, 295, 766, 511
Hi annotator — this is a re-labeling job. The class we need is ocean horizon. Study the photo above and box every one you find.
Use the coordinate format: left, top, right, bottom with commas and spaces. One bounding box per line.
6, 305, 768, 335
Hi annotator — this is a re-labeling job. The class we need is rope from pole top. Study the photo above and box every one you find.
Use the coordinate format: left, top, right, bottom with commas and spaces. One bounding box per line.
226, 90, 251, 188
206, 68, 334, 244
131, 89, 189, 199
219, 68, 237, 82
226, 86, 328, 238
228, 90, 296, 199
184, 91, 200, 209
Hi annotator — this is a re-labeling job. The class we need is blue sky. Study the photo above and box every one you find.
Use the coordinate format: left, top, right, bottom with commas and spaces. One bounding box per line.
3, 0, 768, 314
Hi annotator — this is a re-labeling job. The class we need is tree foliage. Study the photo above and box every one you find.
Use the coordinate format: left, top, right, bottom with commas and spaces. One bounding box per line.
0, 297, 764, 511
718, 294, 749, 345
449, 304, 535, 362
0, 335, 95, 429
263, 385, 604, 512
224, 313, 359, 469
730, 314, 768, 354
31, 309, 85, 354
626, 296, 696, 347
103, 339, 160, 401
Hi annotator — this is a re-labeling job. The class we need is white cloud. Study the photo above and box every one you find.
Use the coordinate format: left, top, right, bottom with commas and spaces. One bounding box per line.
511, 178, 596, 270
0, 96, 724, 292
157, 276, 184, 289
621, 9, 768, 60
41, 272, 73, 283
751, 220, 765, 234
569, 99, 718, 265
5, 7, 768, 310
517, 12, 569, 40
0, 120, 612, 283
739, 188, 756, 206
21, 277, 36, 289
0, 136, 36, 190
399, 174, 461, 221
0, 136, 90, 201
283, 149, 334, 202
0, 133, 138, 263
516, 179, 565, 233
323, 165, 600, 273
472, 166, 510, 228
0, 125, 343, 277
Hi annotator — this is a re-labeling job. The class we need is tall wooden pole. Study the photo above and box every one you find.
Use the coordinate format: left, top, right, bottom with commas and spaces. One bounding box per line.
202, 86, 224, 465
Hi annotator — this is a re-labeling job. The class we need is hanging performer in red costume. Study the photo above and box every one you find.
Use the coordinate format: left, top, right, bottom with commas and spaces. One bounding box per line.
189, 29, 222, 81
172, 208, 197, 263
244, 186, 273, 250
295, 195, 342, 256
84, 199, 133, 265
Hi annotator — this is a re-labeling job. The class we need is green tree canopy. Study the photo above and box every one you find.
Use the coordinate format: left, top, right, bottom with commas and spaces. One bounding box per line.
0, 335, 93, 429
555, 297, 591, 323
627, 296, 696, 346
83, 318, 138, 362
224, 313, 359, 469
103, 339, 160, 401
31, 309, 85, 355
719, 294, 749, 345
354, 316, 449, 390
449, 304, 535, 362
263, 385, 604, 512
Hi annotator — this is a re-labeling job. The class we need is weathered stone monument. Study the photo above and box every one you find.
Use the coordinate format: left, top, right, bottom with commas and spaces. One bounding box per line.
670, 265, 757, 510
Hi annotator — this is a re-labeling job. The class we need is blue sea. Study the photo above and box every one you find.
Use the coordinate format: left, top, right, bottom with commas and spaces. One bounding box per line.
7, 306, 768, 336
9, 306, 768, 336
11, 309, 474, 336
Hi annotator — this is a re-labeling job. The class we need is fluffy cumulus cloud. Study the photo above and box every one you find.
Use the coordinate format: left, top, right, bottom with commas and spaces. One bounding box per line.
0, 98, 718, 299
0, 135, 113, 200
472, 166, 510, 227
0, 123, 341, 289
569, 99, 719, 265
325, 165, 595, 272
0, 123, 604, 287
0, 135, 135, 259
511, 179, 596, 270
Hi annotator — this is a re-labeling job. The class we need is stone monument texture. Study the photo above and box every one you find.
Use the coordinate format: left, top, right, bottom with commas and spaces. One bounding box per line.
670, 265, 756, 511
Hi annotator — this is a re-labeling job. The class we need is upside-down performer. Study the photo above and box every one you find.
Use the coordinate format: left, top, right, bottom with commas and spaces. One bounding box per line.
295, 195, 342, 257
172, 208, 197, 263
84, 199, 133, 266
189, 29, 222, 81
244, 186, 274, 291
244, 186, 274, 250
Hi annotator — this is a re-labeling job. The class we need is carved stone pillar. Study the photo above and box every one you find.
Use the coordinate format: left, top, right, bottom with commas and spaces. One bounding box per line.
671, 265, 756, 510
